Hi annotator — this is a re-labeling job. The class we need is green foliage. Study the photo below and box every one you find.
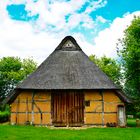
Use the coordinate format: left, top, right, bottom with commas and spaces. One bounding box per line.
0, 57, 37, 102
89, 55, 122, 87
117, 16, 140, 99
0, 105, 10, 123
136, 112, 140, 119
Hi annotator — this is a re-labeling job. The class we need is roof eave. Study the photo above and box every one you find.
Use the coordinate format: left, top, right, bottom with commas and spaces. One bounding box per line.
115, 90, 133, 103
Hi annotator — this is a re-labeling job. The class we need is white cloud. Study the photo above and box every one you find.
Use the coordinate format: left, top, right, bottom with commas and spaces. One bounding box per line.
0, 0, 96, 65
24, 0, 107, 30
0, 0, 108, 65
1, 0, 139, 66
0, 13, 96, 65
93, 11, 140, 58
0, 19, 59, 64
96, 16, 107, 23
25, 0, 87, 28
85, 0, 107, 13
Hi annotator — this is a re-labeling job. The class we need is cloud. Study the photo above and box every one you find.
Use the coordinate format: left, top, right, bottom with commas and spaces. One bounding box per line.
0, 0, 109, 65
1, 0, 139, 66
0, 1, 95, 64
24, 0, 107, 30
25, 0, 87, 29
96, 16, 107, 23
93, 11, 140, 58
85, 0, 107, 13
0, 18, 95, 64
0, 19, 58, 63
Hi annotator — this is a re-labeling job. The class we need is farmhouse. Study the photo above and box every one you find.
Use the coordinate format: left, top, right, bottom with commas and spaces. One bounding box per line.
5, 36, 130, 127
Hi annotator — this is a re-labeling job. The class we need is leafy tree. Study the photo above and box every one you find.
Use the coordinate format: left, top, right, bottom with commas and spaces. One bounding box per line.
89, 55, 122, 87
0, 57, 37, 102
117, 16, 140, 99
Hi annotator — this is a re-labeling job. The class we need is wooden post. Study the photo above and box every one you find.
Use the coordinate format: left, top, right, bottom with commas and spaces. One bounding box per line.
16, 98, 20, 124
34, 102, 43, 126
100, 90, 104, 126
26, 97, 29, 123
31, 91, 35, 125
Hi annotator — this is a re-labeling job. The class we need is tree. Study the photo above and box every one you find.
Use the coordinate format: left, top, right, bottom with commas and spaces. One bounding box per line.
117, 16, 140, 99
89, 55, 122, 87
0, 57, 37, 102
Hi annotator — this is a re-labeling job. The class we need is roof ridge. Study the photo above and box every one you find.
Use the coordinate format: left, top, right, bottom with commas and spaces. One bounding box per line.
55, 36, 82, 51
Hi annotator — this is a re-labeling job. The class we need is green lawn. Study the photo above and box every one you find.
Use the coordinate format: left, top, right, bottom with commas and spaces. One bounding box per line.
0, 119, 140, 140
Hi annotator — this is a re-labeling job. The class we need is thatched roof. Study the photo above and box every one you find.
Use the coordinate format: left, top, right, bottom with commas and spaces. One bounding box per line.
16, 36, 119, 90
3, 36, 131, 104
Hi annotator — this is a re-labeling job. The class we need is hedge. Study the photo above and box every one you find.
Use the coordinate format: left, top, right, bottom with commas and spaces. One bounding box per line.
0, 105, 10, 123
0, 111, 10, 123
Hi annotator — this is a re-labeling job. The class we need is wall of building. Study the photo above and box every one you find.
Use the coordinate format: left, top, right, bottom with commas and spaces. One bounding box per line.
10, 90, 125, 126
10, 91, 51, 125
84, 90, 125, 126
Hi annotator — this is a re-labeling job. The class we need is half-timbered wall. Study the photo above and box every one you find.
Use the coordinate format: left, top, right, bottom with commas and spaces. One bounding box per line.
10, 91, 51, 125
10, 90, 125, 126
84, 90, 125, 126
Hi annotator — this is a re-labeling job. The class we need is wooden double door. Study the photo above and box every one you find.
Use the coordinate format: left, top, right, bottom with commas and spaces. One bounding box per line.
51, 91, 84, 126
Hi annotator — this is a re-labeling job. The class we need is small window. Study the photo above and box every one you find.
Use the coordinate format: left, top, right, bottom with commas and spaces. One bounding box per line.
85, 100, 90, 107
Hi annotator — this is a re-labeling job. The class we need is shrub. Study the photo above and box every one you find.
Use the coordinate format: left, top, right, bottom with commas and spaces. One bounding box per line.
136, 112, 140, 119
0, 105, 10, 123
0, 111, 10, 123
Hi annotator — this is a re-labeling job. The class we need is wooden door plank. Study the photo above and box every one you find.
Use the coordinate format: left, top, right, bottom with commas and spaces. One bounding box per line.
52, 91, 84, 127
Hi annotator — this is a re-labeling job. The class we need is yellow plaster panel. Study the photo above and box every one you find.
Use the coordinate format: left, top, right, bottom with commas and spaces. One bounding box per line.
33, 113, 41, 124
11, 113, 16, 124
34, 92, 51, 100
17, 91, 32, 100
104, 114, 117, 124
85, 113, 102, 124
85, 91, 102, 100
42, 113, 51, 125
34, 101, 51, 112
104, 102, 118, 112
85, 101, 102, 112
104, 91, 121, 102
17, 114, 26, 124
11, 103, 17, 112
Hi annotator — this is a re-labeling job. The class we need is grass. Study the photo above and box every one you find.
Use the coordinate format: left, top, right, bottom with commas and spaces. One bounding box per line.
127, 118, 137, 127
0, 119, 140, 140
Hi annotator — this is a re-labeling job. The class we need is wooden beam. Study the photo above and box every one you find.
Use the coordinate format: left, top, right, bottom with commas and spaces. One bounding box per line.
34, 102, 43, 126
15, 100, 51, 103
16, 98, 20, 124
31, 91, 35, 125
100, 90, 104, 126
85, 112, 117, 114
11, 111, 51, 114
25, 97, 29, 123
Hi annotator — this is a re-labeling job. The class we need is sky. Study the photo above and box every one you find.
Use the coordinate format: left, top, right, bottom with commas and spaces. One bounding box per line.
0, 0, 140, 64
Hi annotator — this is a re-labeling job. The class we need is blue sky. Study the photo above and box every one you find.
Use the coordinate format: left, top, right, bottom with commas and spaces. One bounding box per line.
0, 0, 140, 64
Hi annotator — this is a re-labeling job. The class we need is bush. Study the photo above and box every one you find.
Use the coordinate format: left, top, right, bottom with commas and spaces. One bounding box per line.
0, 105, 10, 123
126, 103, 137, 117
136, 112, 140, 119
0, 111, 10, 123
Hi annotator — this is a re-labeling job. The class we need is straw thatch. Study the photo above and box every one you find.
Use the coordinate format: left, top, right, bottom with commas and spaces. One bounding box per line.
17, 36, 119, 90
3, 36, 131, 104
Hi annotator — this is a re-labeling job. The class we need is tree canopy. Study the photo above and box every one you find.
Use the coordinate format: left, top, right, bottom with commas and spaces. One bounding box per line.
0, 57, 37, 102
118, 16, 140, 99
